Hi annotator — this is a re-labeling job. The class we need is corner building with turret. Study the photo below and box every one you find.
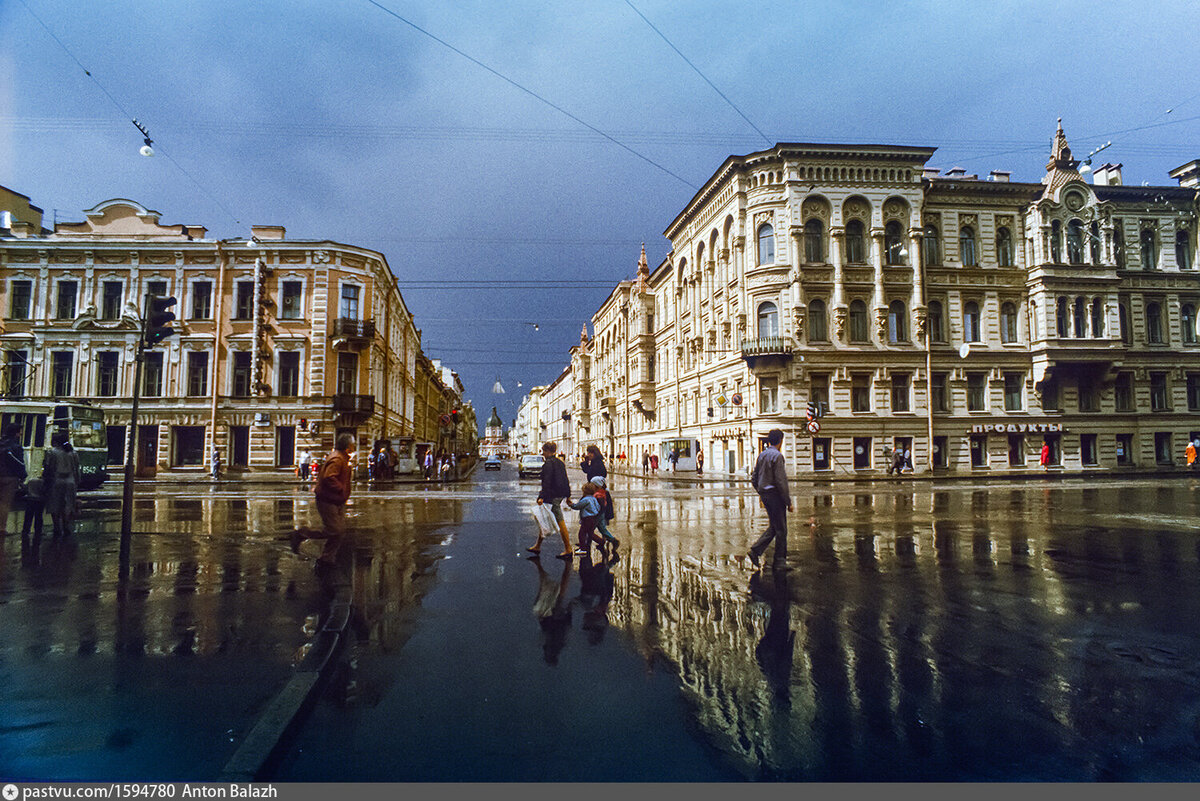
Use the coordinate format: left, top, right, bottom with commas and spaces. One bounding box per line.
575, 125, 1200, 476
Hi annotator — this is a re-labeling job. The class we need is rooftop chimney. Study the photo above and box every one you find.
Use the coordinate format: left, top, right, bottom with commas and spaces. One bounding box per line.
250, 225, 286, 240
989, 170, 1011, 182
944, 167, 966, 178
1170, 160, 1200, 188
1092, 163, 1123, 186
923, 167, 941, 179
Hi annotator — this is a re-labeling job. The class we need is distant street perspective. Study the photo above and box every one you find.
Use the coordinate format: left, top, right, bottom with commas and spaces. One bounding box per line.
5, 466, 1200, 781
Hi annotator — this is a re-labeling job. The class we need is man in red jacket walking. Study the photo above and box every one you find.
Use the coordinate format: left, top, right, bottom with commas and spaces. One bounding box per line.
293, 433, 356, 566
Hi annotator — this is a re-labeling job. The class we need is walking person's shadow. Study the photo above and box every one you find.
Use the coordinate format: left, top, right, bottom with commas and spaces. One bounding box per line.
751, 569, 795, 705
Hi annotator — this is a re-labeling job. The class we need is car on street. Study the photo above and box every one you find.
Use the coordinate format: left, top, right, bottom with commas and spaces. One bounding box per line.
517, 454, 544, 479
484, 454, 502, 470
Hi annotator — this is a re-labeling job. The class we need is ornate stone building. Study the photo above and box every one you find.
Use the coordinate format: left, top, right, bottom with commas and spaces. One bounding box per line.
0, 197, 448, 477
568, 125, 1200, 476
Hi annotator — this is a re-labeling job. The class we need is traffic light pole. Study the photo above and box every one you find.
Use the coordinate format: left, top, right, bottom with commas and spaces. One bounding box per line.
119, 303, 148, 574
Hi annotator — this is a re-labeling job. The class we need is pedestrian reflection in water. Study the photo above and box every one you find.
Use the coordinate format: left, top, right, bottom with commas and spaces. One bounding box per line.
531, 556, 572, 665
751, 569, 795, 706
577, 554, 615, 645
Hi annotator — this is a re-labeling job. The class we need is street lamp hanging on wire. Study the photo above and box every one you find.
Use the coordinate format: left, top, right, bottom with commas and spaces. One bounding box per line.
492, 376, 505, 394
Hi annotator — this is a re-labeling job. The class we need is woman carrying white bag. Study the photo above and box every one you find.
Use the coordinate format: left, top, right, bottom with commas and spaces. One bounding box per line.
527, 441, 574, 559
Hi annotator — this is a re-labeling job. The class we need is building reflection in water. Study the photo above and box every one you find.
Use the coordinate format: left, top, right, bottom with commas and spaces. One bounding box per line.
604, 481, 1200, 780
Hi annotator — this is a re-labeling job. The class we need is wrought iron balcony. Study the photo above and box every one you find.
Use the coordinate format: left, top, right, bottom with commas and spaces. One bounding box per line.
740, 336, 794, 358
331, 318, 376, 340
333, 393, 375, 415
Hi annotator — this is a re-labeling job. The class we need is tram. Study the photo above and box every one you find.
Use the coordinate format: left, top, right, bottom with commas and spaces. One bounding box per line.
0, 401, 109, 489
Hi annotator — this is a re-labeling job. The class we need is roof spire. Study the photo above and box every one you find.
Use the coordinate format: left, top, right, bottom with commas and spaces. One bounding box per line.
1047, 117, 1077, 173
635, 242, 650, 292
580, 324, 589, 344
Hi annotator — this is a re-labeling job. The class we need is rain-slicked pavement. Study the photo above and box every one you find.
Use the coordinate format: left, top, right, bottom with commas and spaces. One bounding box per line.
5, 469, 1200, 780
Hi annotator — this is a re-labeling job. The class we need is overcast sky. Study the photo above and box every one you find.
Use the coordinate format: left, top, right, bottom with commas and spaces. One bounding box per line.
3, 0, 1198, 429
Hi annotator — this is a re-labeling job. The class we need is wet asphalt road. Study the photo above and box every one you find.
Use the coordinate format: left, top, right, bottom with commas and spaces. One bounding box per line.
5, 468, 1200, 780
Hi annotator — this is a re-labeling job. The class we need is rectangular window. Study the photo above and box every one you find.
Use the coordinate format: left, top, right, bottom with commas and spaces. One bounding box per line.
1004, 372, 1024, 411
101, 281, 123, 320
172, 426, 206, 467
55, 280, 78, 320
853, 437, 872, 469
810, 373, 829, 416
931, 372, 949, 412
8, 280, 32, 320
143, 352, 164, 397
851, 373, 871, 412
967, 372, 987, 411
1187, 373, 1200, 411
278, 351, 301, 397
234, 281, 254, 320
1042, 379, 1061, 412
97, 351, 119, 397
146, 280, 167, 298
5, 350, 28, 397
970, 434, 987, 467
1080, 434, 1099, 466
1008, 434, 1025, 466
51, 351, 73, 397
1116, 372, 1136, 412
280, 281, 303, 319
1078, 376, 1099, 412
336, 352, 358, 395
1116, 434, 1135, 466
340, 284, 360, 319
891, 373, 910, 412
758, 377, 778, 413
187, 351, 209, 396
812, 437, 831, 470
232, 351, 252, 397
1155, 432, 1173, 465
191, 281, 213, 319
1150, 372, 1169, 411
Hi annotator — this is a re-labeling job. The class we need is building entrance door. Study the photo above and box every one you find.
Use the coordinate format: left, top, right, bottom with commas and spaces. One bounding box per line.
230, 426, 250, 467
136, 425, 158, 477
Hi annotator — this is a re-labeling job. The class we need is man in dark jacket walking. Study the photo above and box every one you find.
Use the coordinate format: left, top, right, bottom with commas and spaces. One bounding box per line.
530, 441, 574, 560
0, 423, 27, 535
748, 428, 793, 570
292, 433, 355, 566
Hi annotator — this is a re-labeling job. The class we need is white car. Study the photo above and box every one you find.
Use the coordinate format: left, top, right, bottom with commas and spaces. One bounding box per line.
518, 454, 545, 479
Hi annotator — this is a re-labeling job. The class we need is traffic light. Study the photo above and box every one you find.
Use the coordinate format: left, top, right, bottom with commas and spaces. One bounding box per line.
450, 408, 460, 424
144, 295, 177, 346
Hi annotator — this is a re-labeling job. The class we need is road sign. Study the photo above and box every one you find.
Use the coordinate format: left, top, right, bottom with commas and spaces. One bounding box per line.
731, 393, 743, 406
715, 393, 729, 407
807, 420, 820, 434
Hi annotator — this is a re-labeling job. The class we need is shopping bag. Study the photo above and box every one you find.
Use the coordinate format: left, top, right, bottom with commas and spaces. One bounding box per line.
533, 503, 557, 536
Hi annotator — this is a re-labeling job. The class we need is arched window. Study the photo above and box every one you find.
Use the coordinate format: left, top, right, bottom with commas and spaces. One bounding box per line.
1090, 222, 1102, 264
927, 300, 945, 342
804, 219, 824, 263
1146, 301, 1163, 344
757, 224, 775, 266
1073, 296, 1086, 337
1000, 302, 1018, 343
1178, 230, 1194, 271
1067, 219, 1085, 265
849, 299, 870, 343
845, 220, 866, 264
1182, 303, 1197, 344
887, 300, 908, 343
1114, 221, 1126, 268
1119, 303, 1130, 343
885, 220, 905, 265
1141, 228, 1158, 270
757, 301, 779, 339
1091, 298, 1105, 338
963, 301, 981, 342
808, 299, 828, 342
923, 224, 941, 266
1050, 220, 1063, 263
996, 227, 1013, 267
1056, 296, 1070, 337
960, 226, 978, 266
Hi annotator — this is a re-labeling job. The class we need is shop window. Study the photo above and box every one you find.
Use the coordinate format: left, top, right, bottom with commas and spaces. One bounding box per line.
812, 437, 831, 471
1155, 432, 1173, 465
1008, 434, 1025, 467
853, 437, 872, 469
172, 426, 206, 467
1080, 434, 1098, 466
932, 436, 948, 468
969, 435, 987, 467
1116, 434, 1135, 466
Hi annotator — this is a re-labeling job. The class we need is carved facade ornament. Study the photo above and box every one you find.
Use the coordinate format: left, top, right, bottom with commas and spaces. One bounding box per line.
313, 250, 330, 263
884, 199, 906, 220
874, 307, 888, 340
914, 307, 928, 342
801, 197, 830, 222
960, 214, 978, 228
833, 306, 848, 341
753, 211, 774, 229
791, 306, 806, 340
844, 197, 870, 222
923, 212, 941, 227
997, 215, 1015, 230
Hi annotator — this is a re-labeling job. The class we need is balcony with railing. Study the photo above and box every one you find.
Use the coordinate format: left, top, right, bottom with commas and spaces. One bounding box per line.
739, 336, 795, 370
332, 393, 375, 416
331, 318, 377, 343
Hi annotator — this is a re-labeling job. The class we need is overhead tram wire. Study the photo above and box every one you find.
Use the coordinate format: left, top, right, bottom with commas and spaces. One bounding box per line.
623, 0, 772, 149
361, 0, 699, 191
15, 0, 242, 228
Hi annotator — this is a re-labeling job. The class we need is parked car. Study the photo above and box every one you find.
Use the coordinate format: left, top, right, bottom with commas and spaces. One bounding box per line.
518, 453, 545, 479
484, 454, 502, 470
